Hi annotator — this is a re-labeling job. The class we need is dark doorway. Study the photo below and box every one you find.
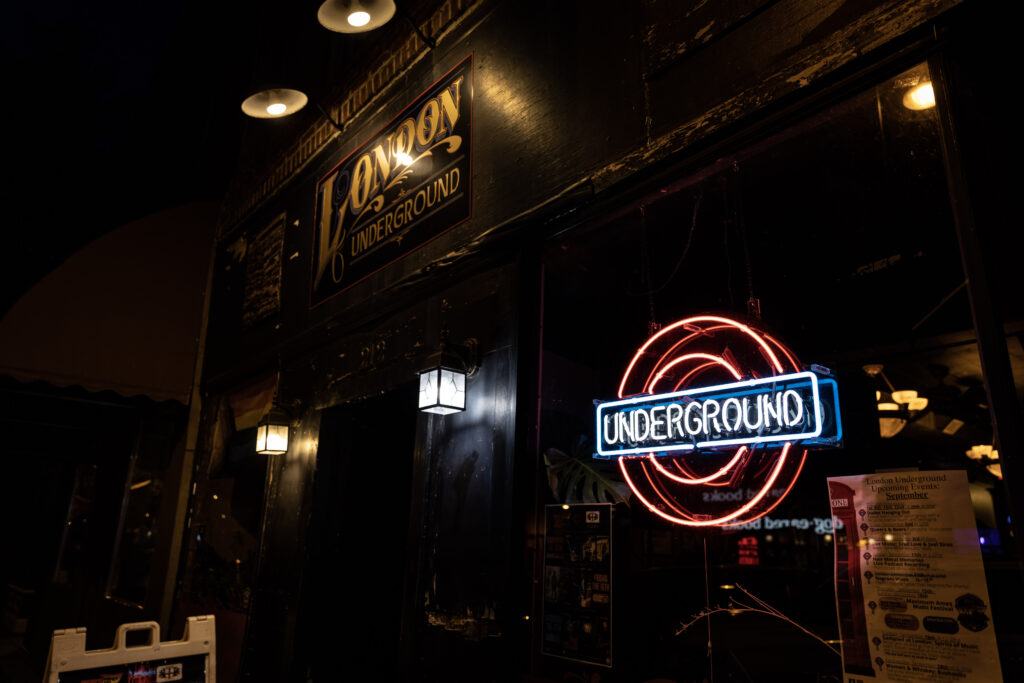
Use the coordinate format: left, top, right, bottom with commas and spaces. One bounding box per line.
299, 384, 418, 681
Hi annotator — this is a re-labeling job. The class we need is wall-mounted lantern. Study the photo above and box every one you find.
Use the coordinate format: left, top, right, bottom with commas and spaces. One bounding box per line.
256, 405, 292, 455
418, 339, 477, 415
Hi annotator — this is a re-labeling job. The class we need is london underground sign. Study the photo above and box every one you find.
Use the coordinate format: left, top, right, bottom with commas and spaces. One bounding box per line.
595, 314, 840, 527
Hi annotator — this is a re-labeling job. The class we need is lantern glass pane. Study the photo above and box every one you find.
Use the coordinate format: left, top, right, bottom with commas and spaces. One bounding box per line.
439, 368, 466, 410
266, 424, 289, 454
419, 369, 440, 408
256, 424, 268, 453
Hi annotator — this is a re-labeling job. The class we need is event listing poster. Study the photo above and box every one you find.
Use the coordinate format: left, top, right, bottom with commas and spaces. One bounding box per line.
828, 470, 1002, 682
542, 503, 612, 667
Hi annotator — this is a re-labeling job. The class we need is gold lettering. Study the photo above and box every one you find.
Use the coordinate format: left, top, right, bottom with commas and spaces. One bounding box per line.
370, 143, 391, 194
350, 154, 373, 212
317, 172, 337, 280
393, 119, 416, 160
416, 99, 441, 148
438, 76, 464, 136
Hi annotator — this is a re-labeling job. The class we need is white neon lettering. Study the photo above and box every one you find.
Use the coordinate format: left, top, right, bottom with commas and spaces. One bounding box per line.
594, 371, 825, 458
742, 396, 762, 431
761, 393, 780, 428
783, 389, 803, 426
603, 413, 619, 445
650, 405, 667, 440
703, 400, 722, 434
684, 401, 703, 434
722, 397, 742, 432
632, 410, 651, 442
667, 403, 685, 438
618, 412, 633, 443
602, 390, 808, 446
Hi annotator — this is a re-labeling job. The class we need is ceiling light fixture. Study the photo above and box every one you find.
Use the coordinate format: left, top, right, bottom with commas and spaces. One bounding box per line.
241, 88, 309, 119
347, 10, 371, 26
318, 0, 396, 34
318, 0, 436, 48
863, 365, 929, 439
966, 445, 998, 461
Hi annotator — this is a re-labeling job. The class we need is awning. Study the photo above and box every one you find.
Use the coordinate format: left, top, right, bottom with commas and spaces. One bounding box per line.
0, 203, 216, 403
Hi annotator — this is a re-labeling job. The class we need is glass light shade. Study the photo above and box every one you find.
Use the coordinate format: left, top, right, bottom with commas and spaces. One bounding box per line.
418, 366, 466, 414
878, 417, 907, 438
256, 420, 289, 455
318, 0, 396, 33
903, 82, 935, 110
987, 463, 1003, 479
907, 397, 928, 411
891, 390, 918, 404
877, 402, 900, 412
966, 444, 995, 461
241, 88, 309, 119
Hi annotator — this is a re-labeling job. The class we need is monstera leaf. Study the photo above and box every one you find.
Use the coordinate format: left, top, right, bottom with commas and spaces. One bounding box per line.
544, 435, 631, 505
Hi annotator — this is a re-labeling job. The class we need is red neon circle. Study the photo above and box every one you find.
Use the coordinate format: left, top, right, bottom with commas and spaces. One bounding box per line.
614, 315, 807, 527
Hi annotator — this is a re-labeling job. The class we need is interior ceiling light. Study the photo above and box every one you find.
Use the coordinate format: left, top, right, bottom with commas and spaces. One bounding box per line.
347, 11, 370, 26
318, 0, 396, 33
903, 82, 935, 110
907, 397, 928, 411
966, 445, 998, 461
241, 88, 309, 119
891, 390, 918, 404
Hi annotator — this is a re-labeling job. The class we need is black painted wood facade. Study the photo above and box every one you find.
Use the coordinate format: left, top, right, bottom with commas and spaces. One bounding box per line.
181, 1, 1022, 680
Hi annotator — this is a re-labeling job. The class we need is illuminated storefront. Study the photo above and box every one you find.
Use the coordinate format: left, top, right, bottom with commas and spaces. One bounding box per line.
176, 1, 1021, 680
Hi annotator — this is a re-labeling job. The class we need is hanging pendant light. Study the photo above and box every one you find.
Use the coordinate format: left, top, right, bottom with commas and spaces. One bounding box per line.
318, 0, 396, 33
241, 88, 309, 119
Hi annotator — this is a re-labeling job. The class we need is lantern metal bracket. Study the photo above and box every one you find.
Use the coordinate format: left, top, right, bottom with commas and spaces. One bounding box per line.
396, 1, 436, 49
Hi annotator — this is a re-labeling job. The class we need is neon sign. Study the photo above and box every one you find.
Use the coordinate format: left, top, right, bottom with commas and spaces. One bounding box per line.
596, 372, 823, 456
595, 314, 840, 527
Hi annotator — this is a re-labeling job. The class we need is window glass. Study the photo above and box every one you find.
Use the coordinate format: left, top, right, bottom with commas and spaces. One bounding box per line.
541, 62, 1020, 680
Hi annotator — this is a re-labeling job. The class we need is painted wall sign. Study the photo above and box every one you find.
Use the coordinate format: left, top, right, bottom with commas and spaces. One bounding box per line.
311, 55, 472, 307
594, 315, 840, 527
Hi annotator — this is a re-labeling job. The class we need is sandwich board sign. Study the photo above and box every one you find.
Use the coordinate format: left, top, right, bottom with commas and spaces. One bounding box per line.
44, 615, 215, 683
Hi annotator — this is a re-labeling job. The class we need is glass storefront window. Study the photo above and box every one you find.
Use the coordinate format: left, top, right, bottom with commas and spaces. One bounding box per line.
540, 62, 1021, 680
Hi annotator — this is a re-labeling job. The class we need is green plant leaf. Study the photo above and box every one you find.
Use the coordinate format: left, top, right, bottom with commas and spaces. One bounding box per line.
544, 438, 631, 505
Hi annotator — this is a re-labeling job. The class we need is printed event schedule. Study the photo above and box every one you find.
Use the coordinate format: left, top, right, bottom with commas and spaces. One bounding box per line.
828, 470, 1002, 682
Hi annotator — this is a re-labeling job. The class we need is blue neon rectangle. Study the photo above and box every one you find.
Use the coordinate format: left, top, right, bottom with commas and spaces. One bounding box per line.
594, 371, 823, 458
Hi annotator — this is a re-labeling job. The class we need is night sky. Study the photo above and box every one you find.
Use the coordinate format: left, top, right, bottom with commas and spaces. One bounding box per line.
1, 0, 379, 316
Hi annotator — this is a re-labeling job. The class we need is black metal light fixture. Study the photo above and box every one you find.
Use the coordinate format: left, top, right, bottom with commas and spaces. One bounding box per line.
318, 0, 436, 47
317, 0, 396, 33
418, 339, 477, 415
256, 404, 292, 455
240, 87, 309, 119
